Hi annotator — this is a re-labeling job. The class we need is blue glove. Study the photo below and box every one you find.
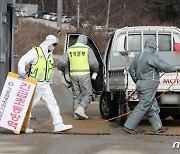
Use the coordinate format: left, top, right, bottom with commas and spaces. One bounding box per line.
19, 73, 26, 79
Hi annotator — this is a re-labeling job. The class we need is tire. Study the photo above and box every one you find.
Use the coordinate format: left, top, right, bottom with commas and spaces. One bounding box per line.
116, 91, 130, 126
171, 114, 180, 120
99, 91, 118, 120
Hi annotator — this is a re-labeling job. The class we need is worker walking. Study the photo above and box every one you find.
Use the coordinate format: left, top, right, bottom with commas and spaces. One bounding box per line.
58, 35, 99, 120
18, 34, 73, 133
122, 38, 180, 134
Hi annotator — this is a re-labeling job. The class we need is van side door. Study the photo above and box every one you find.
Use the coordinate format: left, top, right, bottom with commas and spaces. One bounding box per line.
62, 33, 104, 94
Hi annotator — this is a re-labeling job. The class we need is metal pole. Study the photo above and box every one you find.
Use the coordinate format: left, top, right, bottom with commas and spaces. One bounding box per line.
106, 0, 111, 28
77, 0, 80, 28
57, 0, 62, 29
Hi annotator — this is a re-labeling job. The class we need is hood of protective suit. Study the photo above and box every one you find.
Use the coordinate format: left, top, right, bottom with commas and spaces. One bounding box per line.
144, 38, 156, 53
76, 35, 88, 44
39, 35, 59, 54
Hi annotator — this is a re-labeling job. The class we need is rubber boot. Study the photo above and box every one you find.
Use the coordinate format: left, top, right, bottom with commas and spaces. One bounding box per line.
53, 124, 73, 132
154, 127, 167, 133
74, 106, 88, 119
25, 128, 34, 133
74, 114, 81, 120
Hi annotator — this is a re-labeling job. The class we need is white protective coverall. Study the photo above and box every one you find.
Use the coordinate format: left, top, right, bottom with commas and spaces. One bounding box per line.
124, 38, 180, 132
18, 35, 72, 132
58, 35, 99, 120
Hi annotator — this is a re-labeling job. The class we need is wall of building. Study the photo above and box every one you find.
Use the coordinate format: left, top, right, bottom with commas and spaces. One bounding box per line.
0, 0, 15, 92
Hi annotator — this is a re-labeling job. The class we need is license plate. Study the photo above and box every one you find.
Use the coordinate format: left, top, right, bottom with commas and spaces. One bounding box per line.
161, 94, 180, 105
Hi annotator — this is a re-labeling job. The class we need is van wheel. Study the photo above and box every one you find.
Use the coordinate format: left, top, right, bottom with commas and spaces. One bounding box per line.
99, 91, 118, 120
116, 91, 130, 126
171, 114, 180, 120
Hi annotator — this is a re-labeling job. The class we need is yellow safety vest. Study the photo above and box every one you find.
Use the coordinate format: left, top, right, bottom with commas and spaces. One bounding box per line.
67, 43, 90, 76
29, 46, 54, 81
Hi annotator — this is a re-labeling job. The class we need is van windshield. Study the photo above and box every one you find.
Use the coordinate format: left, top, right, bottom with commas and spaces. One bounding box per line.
125, 34, 171, 51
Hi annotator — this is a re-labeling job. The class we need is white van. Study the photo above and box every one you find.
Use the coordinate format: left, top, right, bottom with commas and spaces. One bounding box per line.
101, 26, 180, 125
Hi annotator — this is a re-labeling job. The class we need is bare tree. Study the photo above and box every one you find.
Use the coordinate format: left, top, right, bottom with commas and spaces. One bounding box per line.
41, 0, 44, 11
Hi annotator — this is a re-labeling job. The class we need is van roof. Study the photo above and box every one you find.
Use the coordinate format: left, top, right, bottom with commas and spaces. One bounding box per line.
115, 26, 180, 33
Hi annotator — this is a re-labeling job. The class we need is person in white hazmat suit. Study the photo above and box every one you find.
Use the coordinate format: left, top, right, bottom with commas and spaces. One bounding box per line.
122, 38, 180, 134
58, 35, 99, 120
18, 35, 73, 133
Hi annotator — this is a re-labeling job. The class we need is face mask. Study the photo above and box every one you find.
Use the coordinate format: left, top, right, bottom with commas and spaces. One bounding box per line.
48, 45, 55, 52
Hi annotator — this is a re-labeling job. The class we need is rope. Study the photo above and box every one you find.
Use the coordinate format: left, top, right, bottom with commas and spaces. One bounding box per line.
74, 111, 132, 127
74, 71, 178, 127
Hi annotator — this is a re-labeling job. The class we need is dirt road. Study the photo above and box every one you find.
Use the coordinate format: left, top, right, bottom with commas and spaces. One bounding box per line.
1, 69, 180, 154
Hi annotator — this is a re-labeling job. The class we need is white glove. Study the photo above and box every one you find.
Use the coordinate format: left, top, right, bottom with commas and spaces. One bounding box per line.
91, 72, 97, 80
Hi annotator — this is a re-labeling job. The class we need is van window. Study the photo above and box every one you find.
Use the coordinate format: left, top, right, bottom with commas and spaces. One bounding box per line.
124, 34, 171, 51
125, 34, 156, 51
158, 35, 171, 51
128, 35, 141, 51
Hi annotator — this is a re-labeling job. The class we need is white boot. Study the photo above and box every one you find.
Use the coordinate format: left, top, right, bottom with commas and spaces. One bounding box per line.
25, 128, 34, 133
53, 124, 73, 132
74, 114, 82, 120
74, 106, 88, 119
